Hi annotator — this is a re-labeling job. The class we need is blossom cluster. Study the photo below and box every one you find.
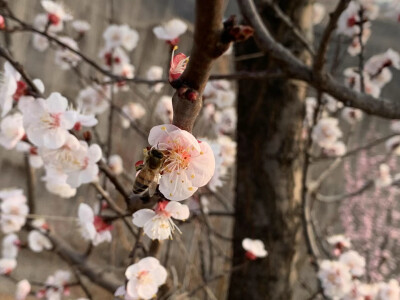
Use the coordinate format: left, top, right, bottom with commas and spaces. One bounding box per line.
318, 234, 400, 299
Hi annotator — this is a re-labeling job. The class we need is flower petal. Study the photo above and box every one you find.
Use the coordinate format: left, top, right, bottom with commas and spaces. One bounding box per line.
132, 209, 155, 227
165, 201, 189, 220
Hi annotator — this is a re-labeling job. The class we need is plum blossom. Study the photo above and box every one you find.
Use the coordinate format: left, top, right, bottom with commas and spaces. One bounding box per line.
348, 26, 371, 56
103, 24, 139, 51
132, 201, 189, 240
305, 97, 317, 127
0, 62, 21, 117
203, 80, 236, 108
242, 238, 268, 260
0, 113, 25, 149
169, 46, 189, 82
108, 154, 123, 175
341, 107, 363, 124
78, 203, 112, 246
377, 280, 400, 300
155, 95, 173, 123
40, 270, 71, 300
375, 163, 392, 188
19, 93, 75, 149
339, 250, 366, 277
324, 94, 343, 113
0, 258, 17, 275
365, 49, 400, 88
15, 142, 44, 169
323, 141, 347, 157
54, 37, 82, 70
121, 102, 146, 128
15, 279, 31, 300
312, 118, 342, 148
153, 18, 187, 45
76, 85, 110, 115
385, 136, 400, 154
344, 68, 381, 97
327, 234, 351, 250
125, 257, 167, 300
2, 233, 19, 259
318, 260, 352, 299
28, 230, 52, 252
146, 66, 164, 92
148, 124, 215, 201
71, 20, 91, 33
0, 189, 28, 234
40, 134, 102, 188
343, 280, 378, 300
215, 107, 237, 134
41, 0, 72, 26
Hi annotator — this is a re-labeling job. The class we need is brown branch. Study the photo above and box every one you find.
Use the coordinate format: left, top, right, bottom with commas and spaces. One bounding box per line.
264, 0, 315, 55
314, 0, 351, 73
238, 0, 400, 119
171, 0, 251, 132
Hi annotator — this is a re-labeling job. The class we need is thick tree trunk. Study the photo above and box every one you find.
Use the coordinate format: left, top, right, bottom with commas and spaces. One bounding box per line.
229, 1, 312, 299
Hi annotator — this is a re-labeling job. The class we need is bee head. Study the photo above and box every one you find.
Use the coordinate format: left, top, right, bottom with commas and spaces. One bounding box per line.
148, 149, 164, 169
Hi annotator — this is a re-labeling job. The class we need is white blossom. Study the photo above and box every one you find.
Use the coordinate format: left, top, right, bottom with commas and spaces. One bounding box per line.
78, 203, 112, 246
125, 257, 167, 300
133, 201, 189, 240
2, 233, 19, 259
0, 62, 20, 117
312, 118, 342, 148
318, 260, 352, 299
0, 258, 17, 275
54, 37, 82, 70
153, 19, 187, 42
339, 250, 366, 277
76, 85, 110, 115
155, 96, 173, 124
108, 154, 123, 175
146, 66, 164, 92
121, 102, 146, 128
0, 113, 25, 149
103, 24, 139, 51
71, 20, 90, 33
242, 238, 268, 260
341, 107, 363, 124
28, 230, 52, 252
15, 279, 31, 300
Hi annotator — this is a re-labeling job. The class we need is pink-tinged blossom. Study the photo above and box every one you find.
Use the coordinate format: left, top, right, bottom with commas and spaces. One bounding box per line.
114, 285, 136, 300
155, 96, 173, 124
40, 134, 102, 188
343, 280, 378, 300
341, 107, 363, 124
0, 258, 16, 275
2, 233, 19, 259
0, 113, 25, 149
313, 3, 326, 25
103, 24, 139, 51
41, 270, 71, 300
0, 62, 21, 117
15, 141, 44, 169
312, 117, 342, 148
146, 66, 164, 92
31, 218, 50, 232
28, 230, 52, 252
323, 141, 347, 157
19, 93, 76, 149
71, 20, 90, 33
242, 238, 268, 260
99, 46, 130, 68
327, 234, 351, 256
337, 2, 363, 36
41, 1, 72, 26
365, 49, 400, 88
375, 164, 392, 188
125, 257, 167, 300
344, 68, 381, 98
377, 279, 400, 300
169, 46, 189, 82
148, 124, 215, 201
76, 85, 110, 115
318, 260, 352, 299
108, 154, 123, 175
54, 37, 81, 70
132, 201, 189, 240
385, 136, 400, 154
153, 19, 187, 45
0, 189, 28, 234
78, 203, 112, 246
339, 250, 366, 277
214, 107, 237, 134
121, 102, 146, 128
324, 94, 344, 113
203, 80, 236, 109
15, 279, 31, 300
348, 26, 371, 56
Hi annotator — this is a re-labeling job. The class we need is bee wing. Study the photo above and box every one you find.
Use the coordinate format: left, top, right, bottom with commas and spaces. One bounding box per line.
147, 174, 161, 197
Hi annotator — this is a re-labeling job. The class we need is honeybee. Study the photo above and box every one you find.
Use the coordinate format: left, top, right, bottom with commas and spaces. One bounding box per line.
132, 148, 165, 197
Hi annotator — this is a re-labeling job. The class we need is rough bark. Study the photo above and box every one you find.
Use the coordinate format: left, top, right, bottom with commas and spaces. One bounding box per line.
229, 1, 312, 299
